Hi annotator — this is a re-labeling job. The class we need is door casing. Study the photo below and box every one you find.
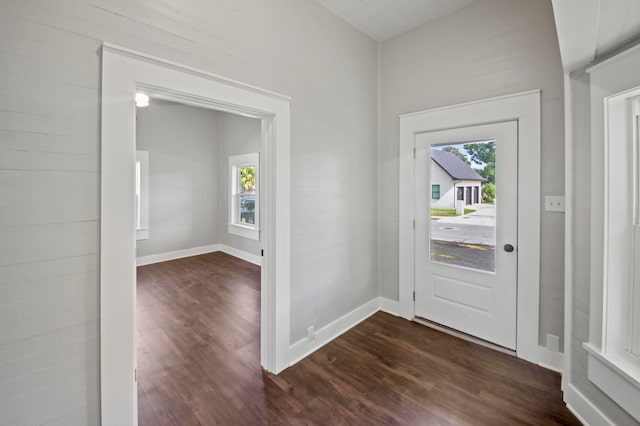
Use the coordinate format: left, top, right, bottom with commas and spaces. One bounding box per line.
101, 43, 291, 426
398, 90, 541, 364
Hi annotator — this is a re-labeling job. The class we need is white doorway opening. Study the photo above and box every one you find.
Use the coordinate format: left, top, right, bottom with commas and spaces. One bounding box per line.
100, 43, 291, 426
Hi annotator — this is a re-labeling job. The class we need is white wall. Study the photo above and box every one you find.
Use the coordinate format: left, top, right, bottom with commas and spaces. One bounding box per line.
136, 100, 220, 258
219, 112, 262, 256
378, 0, 565, 348
0, 1, 378, 423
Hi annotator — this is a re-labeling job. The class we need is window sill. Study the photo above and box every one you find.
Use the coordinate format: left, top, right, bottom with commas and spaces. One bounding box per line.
228, 223, 259, 241
584, 343, 640, 421
136, 228, 149, 241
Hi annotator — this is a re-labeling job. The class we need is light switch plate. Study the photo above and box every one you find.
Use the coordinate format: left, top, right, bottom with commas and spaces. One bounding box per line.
545, 195, 565, 212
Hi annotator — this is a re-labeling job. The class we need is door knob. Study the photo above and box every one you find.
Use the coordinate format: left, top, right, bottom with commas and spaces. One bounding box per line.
504, 243, 514, 253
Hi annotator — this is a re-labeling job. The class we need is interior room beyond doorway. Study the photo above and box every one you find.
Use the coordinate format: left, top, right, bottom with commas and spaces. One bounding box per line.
134, 97, 264, 424
135, 98, 262, 266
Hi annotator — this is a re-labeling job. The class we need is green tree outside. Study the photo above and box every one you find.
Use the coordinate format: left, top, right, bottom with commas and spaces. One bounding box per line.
482, 182, 496, 203
240, 165, 256, 193
464, 141, 496, 202
464, 141, 495, 184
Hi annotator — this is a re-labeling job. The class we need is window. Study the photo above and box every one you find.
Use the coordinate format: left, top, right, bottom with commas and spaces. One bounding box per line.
431, 184, 440, 200
631, 99, 640, 358
596, 94, 640, 366
583, 51, 640, 421
228, 153, 259, 240
135, 150, 149, 240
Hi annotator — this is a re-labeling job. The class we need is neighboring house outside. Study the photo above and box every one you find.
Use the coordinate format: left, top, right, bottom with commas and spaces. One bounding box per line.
431, 149, 486, 209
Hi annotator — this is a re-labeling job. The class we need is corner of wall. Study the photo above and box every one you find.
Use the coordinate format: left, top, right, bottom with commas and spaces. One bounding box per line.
538, 346, 565, 373
376, 41, 384, 298
288, 298, 381, 366
217, 111, 224, 241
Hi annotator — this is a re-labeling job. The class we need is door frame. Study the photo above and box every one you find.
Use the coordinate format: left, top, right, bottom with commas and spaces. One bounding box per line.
101, 43, 291, 426
398, 90, 541, 363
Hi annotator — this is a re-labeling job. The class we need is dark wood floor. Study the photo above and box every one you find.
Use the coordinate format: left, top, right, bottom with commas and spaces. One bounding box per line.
137, 252, 579, 425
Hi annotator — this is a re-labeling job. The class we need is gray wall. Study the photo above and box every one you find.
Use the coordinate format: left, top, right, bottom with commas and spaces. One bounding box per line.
0, 1, 378, 423
378, 0, 566, 348
136, 100, 220, 258
219, 112, 262, 256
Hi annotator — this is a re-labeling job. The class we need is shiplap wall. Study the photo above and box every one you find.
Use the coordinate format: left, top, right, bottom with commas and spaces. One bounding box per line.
378, 0, 566, 348
0, 1, 378, 423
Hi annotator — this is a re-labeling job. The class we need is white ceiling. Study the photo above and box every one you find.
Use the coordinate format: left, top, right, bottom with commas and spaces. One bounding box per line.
317, 0, 476, 42
552, 0, 640, 71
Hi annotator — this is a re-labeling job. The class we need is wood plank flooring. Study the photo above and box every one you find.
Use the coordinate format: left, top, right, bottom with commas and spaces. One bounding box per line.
137, 252, 579, 425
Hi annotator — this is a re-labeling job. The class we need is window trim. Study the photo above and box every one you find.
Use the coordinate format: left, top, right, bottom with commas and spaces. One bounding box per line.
632, 100, 640, 358
585, 46, 640, 421
135, 150, 149, 240
398, 90, 541, 364
228, 152, 260, 241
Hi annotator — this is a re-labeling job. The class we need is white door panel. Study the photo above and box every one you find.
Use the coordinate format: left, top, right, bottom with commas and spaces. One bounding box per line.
415, 121, 518, 349
432, 274, 492, 313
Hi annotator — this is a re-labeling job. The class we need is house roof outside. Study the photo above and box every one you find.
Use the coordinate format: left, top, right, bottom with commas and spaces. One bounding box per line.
431, 149, 486, 181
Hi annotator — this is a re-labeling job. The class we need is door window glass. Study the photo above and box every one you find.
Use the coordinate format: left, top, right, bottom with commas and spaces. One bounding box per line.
429, 142, 496, 272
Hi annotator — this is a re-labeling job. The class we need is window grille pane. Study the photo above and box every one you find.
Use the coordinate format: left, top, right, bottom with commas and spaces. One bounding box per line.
240, 195, 255, 224
239, 165, 256, 195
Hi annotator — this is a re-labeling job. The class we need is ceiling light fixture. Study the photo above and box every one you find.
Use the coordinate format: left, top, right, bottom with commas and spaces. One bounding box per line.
135, 92, 150, 107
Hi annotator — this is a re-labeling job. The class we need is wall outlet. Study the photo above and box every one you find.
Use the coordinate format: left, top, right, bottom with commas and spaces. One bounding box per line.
544, 195, 565, 212
546, 333, 560, 352
307, 326, 315, 343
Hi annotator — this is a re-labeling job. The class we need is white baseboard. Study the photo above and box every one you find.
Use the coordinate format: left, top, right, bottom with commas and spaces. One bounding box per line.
289, 298, 380, 367
136, 244, 221, 266
285, 295, 567, 386
219, 244, 261, 266
378, 297, 401, 316
538, 346, 564, 373
564, 383, 615, 426
136, 244, 261, 266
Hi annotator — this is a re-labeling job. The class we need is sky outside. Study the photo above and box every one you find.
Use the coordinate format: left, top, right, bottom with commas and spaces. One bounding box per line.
433, 140, 494, 170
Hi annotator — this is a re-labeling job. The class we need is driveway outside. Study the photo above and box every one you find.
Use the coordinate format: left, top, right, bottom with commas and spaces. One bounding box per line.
429, 204, 496, 272
431, 203, 496, 245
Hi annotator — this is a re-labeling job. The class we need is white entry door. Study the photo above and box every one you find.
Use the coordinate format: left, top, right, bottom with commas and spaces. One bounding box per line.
414, 121, 518, 349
